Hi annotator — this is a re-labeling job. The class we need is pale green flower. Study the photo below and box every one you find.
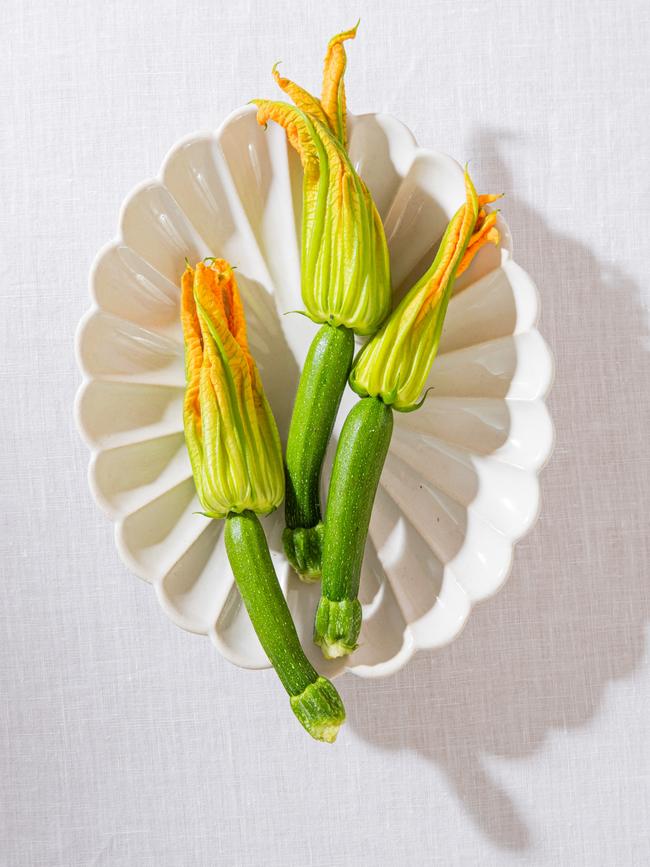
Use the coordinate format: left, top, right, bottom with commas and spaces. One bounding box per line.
181, 259, 284, 518
350, 171, 501, 410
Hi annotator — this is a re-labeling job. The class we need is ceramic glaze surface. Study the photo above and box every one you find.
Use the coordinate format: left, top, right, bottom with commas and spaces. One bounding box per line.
75, 106, 554, 678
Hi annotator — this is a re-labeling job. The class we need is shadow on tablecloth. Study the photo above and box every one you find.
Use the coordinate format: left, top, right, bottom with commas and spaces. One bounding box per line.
345, 126, 650, 851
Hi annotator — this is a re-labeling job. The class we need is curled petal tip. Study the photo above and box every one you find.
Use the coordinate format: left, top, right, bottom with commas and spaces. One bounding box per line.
328, 21, 360, 44
269, 62, 330, 128
479, 192, 504, 205
321, 23, 358, 146
248, 98, 267, 127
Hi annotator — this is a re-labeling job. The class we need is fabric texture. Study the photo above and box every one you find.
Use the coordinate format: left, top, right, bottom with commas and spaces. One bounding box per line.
1, 0, 649, 864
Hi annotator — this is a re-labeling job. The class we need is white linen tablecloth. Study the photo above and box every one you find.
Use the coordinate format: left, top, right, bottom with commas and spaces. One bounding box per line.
1, 0, 649, 864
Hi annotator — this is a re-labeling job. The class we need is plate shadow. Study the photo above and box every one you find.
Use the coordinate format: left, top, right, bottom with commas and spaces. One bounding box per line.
344, 126, 650, 851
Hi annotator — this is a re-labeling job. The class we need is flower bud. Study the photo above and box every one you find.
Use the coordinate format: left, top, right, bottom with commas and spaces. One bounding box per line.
349, 171, 501, 411
181, 259, 284, 518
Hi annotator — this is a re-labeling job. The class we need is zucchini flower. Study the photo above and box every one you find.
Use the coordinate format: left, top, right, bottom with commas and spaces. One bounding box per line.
181, 259, 345, 742
350, 173, 501, 410
181, 259, 284, 518
252, 24, 391, 582
315, 172, 501, 659
252, 99, 390, 334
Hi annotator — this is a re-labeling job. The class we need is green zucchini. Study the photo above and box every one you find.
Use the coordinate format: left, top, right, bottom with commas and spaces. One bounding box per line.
283, 323, 355, 580
314, 396, 393, 657
225, 510, 345, 742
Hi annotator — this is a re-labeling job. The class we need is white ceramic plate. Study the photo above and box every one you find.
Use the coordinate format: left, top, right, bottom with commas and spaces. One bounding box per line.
75, 106, 554, 679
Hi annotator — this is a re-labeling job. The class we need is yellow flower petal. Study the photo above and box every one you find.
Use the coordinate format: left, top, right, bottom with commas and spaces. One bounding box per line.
268, 23, 358, 146
416, 180, 479, 323
479, 193, 503, 206
253, 98, 321, 177
321, 22, 358, 148
271, 62, 330, 129
193, 259, 249, 364
456, 210, 501, 277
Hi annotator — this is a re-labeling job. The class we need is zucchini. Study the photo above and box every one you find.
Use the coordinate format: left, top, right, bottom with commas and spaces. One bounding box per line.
225, 510, 345, 742
314, 396, 393, 657
283, 323, 354, 579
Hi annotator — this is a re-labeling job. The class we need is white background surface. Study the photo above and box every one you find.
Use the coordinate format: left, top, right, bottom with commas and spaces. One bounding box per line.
2, 1, 649, 864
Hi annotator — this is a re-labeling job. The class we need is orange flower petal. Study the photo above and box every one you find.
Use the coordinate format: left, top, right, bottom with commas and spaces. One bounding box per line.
271, 62, 330, 128
252, 99, 320, 169
181, 264, 202, 431
456, 210, 501, 277
193, 260, 250, 357
321, 22, 358, 147
417, 172, 479, 320
478, 193, 504, 206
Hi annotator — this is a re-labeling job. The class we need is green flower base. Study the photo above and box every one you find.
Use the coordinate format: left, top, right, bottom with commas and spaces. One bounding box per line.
282, 522, 324, 581
290, 677, 346, 743
313, 597, 362, 659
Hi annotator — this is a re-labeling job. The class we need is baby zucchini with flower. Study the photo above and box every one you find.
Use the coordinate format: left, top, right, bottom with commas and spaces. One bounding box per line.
315, 172, 501, 658
181, 258, 345, 741
253, 24, 391, 580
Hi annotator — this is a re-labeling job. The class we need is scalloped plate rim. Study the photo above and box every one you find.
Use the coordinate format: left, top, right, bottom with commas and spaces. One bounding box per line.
74, 105, 555, 679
